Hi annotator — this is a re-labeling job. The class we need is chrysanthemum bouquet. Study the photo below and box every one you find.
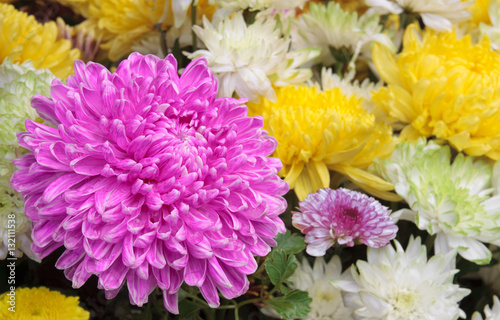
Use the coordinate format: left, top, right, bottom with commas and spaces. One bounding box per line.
1, 0, 500, 319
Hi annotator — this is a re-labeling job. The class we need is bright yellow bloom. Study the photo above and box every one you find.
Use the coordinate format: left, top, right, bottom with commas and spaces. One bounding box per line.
0, 287, 89, 320
0, 4, 80, 78
85, 0, 216, 61
372, 24, 500, 160
247, 86, 398, 201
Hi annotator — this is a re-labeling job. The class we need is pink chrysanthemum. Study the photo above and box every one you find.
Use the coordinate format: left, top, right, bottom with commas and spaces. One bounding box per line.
292, 188, 397, 256
10, 53, 288, 313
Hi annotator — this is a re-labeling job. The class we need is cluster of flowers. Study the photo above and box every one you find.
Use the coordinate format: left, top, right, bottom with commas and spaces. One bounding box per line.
1, 0, 500, 319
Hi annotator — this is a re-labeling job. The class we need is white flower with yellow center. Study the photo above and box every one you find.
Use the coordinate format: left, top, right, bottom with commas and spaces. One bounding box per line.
472, 296, 500, 320
293, 2, 395, 67
365, 0, 472, 31
333, 237, 470, 320
186, 12, 318, 102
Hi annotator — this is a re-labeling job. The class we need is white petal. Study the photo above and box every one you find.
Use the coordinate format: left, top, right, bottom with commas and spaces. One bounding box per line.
172, 0, 193, 28
359, 291, 390, 315
391, 208, 416, 223
446, 234, 492, 265
421, 13, 453, 32
306, 239, 333, 257
435, 232, 452, 256
365, 0, 404, 14
331, 279, 362, 293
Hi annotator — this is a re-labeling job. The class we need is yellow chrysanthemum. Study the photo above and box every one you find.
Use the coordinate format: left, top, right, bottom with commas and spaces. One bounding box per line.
0, 287, 89, 320
0, 4, 80, 78
247, 86, 398, 201
372, 24, 500, 160
85, 0, 216, 61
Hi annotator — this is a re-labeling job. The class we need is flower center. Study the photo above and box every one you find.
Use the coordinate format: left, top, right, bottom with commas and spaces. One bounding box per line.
317, 290, 336, 302
342, 208, 358, 221
31, 309, 41, 316
393, 290, 419, 313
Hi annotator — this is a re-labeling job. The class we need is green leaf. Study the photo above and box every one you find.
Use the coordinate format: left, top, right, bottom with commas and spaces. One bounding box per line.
178, 298, 202, 319
274, 231, 306, 255
267, 290, 312, 320
279, 285, 291, 295
265, 249, 299, 286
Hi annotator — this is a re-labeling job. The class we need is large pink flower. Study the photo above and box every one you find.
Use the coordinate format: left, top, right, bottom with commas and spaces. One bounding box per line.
10, 53, 288, 313
293, 188, 397, 256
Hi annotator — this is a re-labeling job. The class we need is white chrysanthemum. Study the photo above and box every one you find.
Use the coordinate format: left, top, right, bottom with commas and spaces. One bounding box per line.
365, 0, 472, 31
0, 59, 55, 261
480, 1, 500, 49
292, 2, 395, 67
186, 12, 319, 102
262, 256, 355, 319
374, 139, 500, 265
333, 237, 470, 320
472, 296, 500, 320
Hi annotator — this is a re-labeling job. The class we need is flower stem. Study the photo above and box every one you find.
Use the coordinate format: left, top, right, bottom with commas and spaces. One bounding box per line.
233, 296, 266, 319
182, 289, 210, 308
191, 1, 197, 52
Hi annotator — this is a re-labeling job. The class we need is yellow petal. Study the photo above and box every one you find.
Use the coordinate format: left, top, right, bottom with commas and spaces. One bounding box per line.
294, 162, 330, 201
283, 162, 305, 189
372, 43, 403, 88
334, 164, 395, 191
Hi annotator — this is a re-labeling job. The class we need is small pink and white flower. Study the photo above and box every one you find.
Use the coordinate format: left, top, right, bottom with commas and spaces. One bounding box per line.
292, 188, 397, 256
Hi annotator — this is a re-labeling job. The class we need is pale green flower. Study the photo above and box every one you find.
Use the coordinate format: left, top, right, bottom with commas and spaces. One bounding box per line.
292, 2, 395, 67
333, 237, 470, 320
472, 296, 500, 320
374, 139, 500, 265
0, 59, 55, 261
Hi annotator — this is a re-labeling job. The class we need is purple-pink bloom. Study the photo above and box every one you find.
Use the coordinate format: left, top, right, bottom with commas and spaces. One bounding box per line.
292, 188, 397, 256
10, 53, 288, 313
